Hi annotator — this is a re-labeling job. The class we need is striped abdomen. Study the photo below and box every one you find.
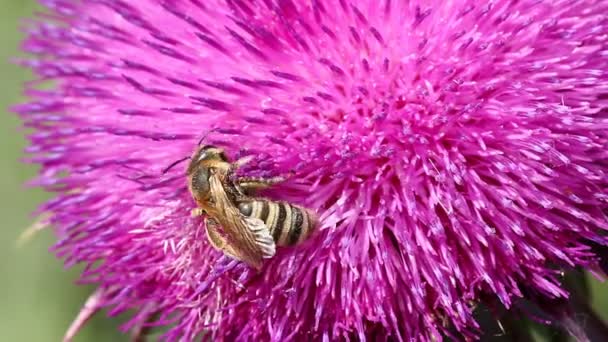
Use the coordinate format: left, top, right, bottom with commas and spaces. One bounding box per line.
237, 200, 316, 246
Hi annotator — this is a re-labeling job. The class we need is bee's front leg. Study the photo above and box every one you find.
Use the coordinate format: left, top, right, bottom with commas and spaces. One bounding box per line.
236, 172, 294, 191
232, 155, 254, 169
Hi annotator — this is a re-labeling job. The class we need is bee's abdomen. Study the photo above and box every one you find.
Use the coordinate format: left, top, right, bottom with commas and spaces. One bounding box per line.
238, 200, 315, 246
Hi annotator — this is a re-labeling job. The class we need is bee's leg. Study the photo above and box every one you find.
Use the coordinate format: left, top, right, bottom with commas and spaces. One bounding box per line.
236, 173, 293, 191
191, 208, 206, 218
205, 218, 241, 260
205, 218, 225, 251
232, 155, 254, 169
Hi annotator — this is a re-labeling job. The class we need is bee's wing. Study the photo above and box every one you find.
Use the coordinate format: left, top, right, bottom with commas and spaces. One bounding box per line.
206, 217, 275, 261
242, 216, 276, 257
205, 218, 243, 261
208, 173, 276, 269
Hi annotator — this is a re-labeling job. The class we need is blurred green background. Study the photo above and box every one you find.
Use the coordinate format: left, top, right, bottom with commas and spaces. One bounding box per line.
1, 1, 607, 342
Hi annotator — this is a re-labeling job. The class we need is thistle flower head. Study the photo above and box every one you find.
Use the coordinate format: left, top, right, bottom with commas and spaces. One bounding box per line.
16, 0, 608, 341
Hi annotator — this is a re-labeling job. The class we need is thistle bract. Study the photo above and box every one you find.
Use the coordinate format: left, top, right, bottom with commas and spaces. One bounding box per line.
16, 0, 608, 341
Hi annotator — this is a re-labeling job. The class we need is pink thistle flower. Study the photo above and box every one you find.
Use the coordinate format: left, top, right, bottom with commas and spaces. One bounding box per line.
15, 0, 608, 341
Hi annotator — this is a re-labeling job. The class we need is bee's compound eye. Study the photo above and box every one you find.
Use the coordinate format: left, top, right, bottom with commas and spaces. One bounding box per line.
197, 151, 208, 162
238, 202, 252, 216
192, 168, 210, 195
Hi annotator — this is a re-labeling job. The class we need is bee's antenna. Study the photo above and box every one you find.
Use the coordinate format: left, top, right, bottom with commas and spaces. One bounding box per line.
162, 128, 219, 175
198, 128, 218, 146
162, 156, 190, 174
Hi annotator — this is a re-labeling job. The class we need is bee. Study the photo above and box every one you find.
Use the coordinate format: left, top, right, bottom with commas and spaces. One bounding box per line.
185, 144, 316, 269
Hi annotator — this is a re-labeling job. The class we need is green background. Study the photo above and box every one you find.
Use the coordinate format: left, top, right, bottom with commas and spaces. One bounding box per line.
0, 1, 607, 341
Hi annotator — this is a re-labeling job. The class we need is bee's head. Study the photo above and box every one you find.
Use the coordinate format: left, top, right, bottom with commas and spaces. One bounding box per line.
186, 145, 230, 201
186, 145, 229, 175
